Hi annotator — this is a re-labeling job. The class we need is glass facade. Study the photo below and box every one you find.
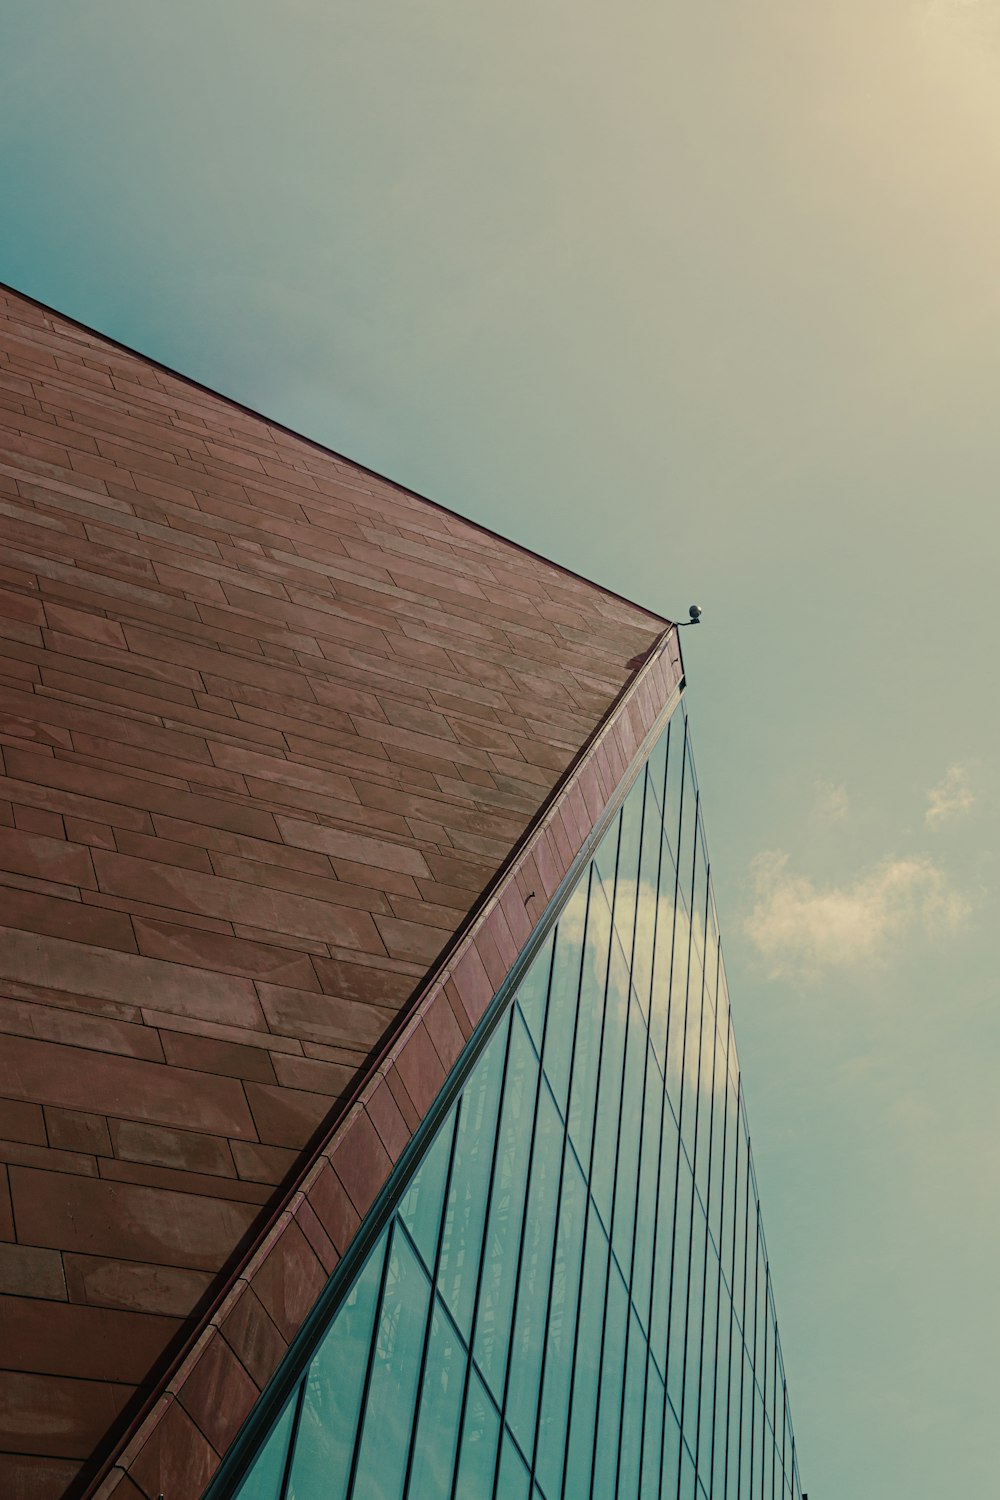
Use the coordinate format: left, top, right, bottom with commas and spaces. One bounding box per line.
218, 705, 803, 1500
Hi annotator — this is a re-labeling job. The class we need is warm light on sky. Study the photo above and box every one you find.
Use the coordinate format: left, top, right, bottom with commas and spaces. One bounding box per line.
3, 3, 999, 1493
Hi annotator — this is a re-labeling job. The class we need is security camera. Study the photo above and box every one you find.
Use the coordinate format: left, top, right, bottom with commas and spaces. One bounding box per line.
675, 604, 703, 627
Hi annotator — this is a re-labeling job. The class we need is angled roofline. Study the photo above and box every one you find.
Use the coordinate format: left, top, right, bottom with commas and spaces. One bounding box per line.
0, 279, 669, 631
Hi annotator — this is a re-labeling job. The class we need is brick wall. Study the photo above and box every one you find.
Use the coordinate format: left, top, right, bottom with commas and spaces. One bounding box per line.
0, 286, 663, 1498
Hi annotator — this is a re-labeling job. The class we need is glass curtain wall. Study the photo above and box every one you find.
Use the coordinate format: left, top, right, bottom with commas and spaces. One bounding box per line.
223, 706, 804, 1500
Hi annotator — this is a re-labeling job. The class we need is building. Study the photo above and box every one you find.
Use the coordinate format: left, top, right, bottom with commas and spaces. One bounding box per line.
0, 284, 804, 1500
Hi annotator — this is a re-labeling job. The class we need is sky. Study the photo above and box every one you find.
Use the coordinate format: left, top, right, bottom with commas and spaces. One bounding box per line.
3, 1, 999, 1492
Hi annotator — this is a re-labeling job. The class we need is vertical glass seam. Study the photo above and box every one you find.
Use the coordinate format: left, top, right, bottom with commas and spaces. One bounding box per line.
654, 716, 691, 1500
692, 933, 721, 1493
613, 757, 670, 1500
692, 870, 716, 1488
674, 802, 707, 1500
722, 1102, 738, 1500
635, 713, 674, 1495
527, 869, 594, 1488
735, 1086, 750, 1500
749, 1200, 761, 1500
446, 1009, 518, 1500
558, 809, 625, 1500
489, 939, 558, 1494
590, 774, 648, 1497
275, 1370, 308, 1500
344, 1225, 396, 1500
400, 1097, 464, 1500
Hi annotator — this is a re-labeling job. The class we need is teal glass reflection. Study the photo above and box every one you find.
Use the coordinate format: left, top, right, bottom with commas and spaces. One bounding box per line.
218, 705, 805, 1500
398, 1110, 456, 1270
474, 1009, 538, 1397
438, 1009, 510, 1339
533, 1152, 586, 1499
505, 1079, 562, 1454
353, 1228, 430, 1500
454, 1368, 500, 1500
407, 1302, 464, 1500
235, 1396, 295, 1500
286, 1237, 388, 1500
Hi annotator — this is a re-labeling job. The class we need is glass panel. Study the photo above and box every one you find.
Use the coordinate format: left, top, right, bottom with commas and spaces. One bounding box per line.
726, 1328, 742, 1500
541, 878, 588, 1114
235, 1395, 296, 1500
398, 1108, 457, 1272
286, 1234, 389, 1500
618, 1308, 646, 1499
495, 1432, 530, 1500
506, 1078, 563, 1454
694, 998, 715, 1218
590, 942, 629, 1228
406, 1300, 465, 1500
641, 1358, 665, 1500
662, 715, 687, 870
661, 1398, 683, 1499
515, 933, 554, 1053
645, 716, 669, 820
715, 961, 731, 1057
611, 991, 647, 1273
474, 1008, 538, 1397
567, 868, 612, 1173
681, 1206, 706, 1452
594, 806, 621, 897
740, 1347, 754, 1499
632, 1041, 665, 1332
534, 1152, 587, 1500
765, 1303, 777, 1441
353, 1228, 431, 1500
563, 1202, 608, 1497
680, 1439, 698, 1500
649, 1098, 680, 1359
612, 773, 645, 963
721, 1073, 738, 1289
438, 1008, 510, 1339
754, 1224, 766, 1391
592, 1260, 628, 1497
666, 1164, 693, 1409
698, 1244, 720, 1478
453, 1368, 500, 1500
648, 844, 676, 1074
733, 1125, 750, 1335
712, 1300, 733, 1498
665, 886, 690, 1114
708, 1001, 727, 1253
632, 770, 663, 1020
680, 938, 705, 1164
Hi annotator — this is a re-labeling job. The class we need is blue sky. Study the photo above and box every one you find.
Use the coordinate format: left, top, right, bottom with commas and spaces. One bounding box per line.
3, 2, 999, 1492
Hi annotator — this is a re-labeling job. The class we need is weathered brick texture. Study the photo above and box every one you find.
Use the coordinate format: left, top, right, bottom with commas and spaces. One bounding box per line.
0, 285, 665, 1497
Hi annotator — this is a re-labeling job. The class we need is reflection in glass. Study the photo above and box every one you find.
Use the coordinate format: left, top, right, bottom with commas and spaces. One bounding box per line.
222, 706, 802, 1500
236, 1397, 295, 1500
286, 1237, 387, 1500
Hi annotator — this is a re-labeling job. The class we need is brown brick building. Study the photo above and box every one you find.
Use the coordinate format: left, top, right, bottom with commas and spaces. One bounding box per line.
0, 285, 685, 1498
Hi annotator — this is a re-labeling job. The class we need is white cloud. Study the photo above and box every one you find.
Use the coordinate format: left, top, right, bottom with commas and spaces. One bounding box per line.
926, 764, 975, 827
744, 850, 969, 980
813, 780, 850, 824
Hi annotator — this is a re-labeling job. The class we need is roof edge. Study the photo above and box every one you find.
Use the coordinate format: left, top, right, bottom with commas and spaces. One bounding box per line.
0, 279, 669, 631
